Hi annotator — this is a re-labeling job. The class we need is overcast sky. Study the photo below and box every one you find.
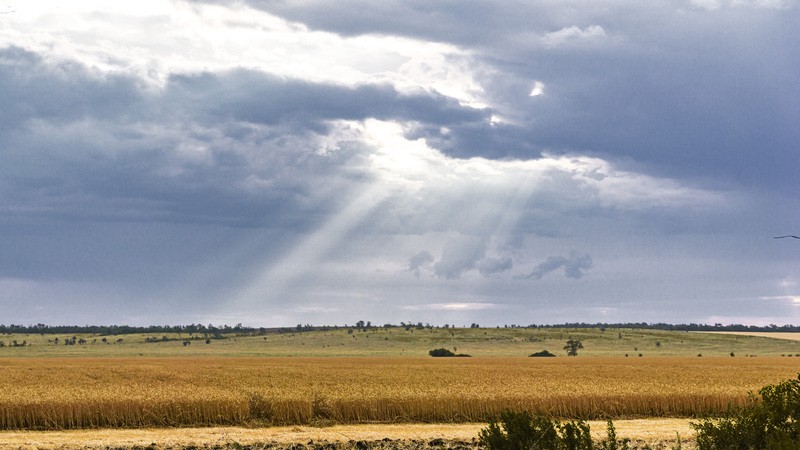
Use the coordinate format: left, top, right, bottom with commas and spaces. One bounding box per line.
1, 0, 798, 327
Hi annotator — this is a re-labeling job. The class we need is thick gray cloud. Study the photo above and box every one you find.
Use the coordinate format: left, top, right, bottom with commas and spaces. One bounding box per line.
407, 250, 434, 277
517, 252, 593, 280
477, 257, 513, 277
0, 47, 488, 230
433, 236, 487, 279
166, 70, 488, 130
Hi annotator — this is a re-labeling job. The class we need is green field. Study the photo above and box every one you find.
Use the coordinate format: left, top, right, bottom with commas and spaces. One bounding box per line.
2, 326, 800, 358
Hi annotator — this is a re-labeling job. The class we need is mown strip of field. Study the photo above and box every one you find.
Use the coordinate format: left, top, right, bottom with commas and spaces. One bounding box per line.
1, 356, 797, 430
0, 420, 696, 450
702, 331, 800, 341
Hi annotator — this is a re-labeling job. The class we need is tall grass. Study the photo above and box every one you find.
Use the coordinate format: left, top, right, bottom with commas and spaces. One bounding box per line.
1, 357, 797, 430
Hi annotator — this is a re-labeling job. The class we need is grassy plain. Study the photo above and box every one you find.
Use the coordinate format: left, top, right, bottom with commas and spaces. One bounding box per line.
3, 326, 800, 357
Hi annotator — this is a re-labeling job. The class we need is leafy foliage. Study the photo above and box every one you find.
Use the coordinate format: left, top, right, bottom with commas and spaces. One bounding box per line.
428, 348, 456, 357
479, 411, 626, 450
600, 419, 630, 450
428, 348, 471, 357
563, 339, 584, 356
479, 411, 560, 450
693, 374, 800, 449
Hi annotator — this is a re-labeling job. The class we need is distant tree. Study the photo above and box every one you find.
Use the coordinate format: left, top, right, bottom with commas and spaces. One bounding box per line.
563, 339, 583, 356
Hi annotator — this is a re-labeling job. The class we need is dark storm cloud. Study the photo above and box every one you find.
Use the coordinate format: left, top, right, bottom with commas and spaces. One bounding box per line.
165, 70, 488, 130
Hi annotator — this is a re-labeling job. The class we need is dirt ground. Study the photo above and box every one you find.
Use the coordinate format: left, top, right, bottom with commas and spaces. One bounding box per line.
0, 420, 695, 449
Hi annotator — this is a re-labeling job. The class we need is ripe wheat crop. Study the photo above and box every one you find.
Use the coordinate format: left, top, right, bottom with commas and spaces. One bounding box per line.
1, 356, 797, 430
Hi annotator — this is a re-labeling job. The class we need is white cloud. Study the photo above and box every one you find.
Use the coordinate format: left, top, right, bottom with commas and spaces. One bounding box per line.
690, 0, 724, 9
295, 306, 340, 313
529, 81, 545, 97
542, 25, 607, 48
690, 0, 792, 9
404, 303, 497, 311
433, 235, 487, 279
0, 0, 489, 109
742, 0, 793, 8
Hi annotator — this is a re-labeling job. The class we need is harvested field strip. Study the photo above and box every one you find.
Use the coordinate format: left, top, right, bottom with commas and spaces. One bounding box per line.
702, 331, 800, 342
0, 420, 696, 450
1, 357, 797, 430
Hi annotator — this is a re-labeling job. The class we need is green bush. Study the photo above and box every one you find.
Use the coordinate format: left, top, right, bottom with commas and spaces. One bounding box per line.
529, 350, 556, 357
601, 419, 630, 450
693, 374, 800, 450
479, 411, 559, 450
428, 348, 455, 357
428, 348, 471, 357
479, 411, 629, 450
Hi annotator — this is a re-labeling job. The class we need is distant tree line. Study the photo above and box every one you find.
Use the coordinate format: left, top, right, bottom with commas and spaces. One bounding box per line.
0, 323, 266, 336
532, 322, 800, 332
2, 321, 800, 335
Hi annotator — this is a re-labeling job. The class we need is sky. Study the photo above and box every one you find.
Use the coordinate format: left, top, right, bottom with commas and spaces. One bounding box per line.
0, 0, 798, 327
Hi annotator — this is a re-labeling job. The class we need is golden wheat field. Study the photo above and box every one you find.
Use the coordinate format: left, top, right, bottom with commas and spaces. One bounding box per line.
1, 356, 798, 430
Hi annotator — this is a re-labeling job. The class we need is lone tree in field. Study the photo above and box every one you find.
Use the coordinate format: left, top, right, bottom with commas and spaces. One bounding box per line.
563, 339, 583, 356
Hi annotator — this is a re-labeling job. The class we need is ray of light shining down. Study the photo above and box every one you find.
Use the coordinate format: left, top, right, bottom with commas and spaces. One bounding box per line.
229, 120, 433, 313
229, 181, 391, 313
